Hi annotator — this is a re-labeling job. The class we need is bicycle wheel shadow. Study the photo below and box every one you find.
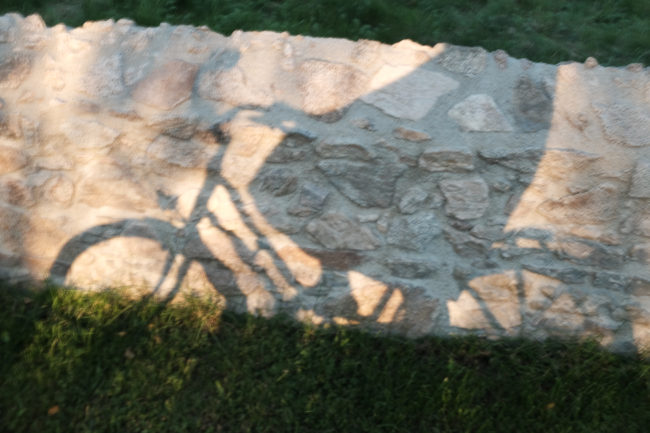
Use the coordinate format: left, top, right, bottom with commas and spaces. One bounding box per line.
39, 30, 648, 352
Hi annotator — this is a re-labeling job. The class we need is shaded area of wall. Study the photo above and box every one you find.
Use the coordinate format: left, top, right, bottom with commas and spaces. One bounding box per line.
0, 13, 648, 353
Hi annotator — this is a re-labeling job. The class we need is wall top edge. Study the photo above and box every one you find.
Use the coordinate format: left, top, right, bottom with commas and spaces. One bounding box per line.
0, 12, 647, 72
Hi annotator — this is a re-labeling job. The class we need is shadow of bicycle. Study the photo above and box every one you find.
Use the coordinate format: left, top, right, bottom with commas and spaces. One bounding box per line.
10, 23, 643, 352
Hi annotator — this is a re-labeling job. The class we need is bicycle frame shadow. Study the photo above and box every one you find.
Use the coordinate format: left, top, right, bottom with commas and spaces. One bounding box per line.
37, 28, 648, 352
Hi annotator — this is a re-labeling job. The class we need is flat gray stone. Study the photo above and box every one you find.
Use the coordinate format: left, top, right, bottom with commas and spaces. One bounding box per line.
387, 212, 442, 251
198, 66, 273, 108
537, 183, 619, 224
60, 119, 120, 149
82, 53, 125, 97
419, 148, 474, 172
362, 64, 459, 120
443, 227, 489, 258
384, 258, 438, 279
0, 53, 31, 89
437, 45, 487, 77
630, 160, 650, 198
258, 168, 298, 196
629, 243, 650, 265
398, 186, 428, 214
448, 94, 513, 132
266, 130, 315, 163
317, 160, 405, 208
288, 182, 330, 216
133, 60, 198, 110
535, 148, 601, 179
439, 177, 489, 220
146, 135, 208, 168
393, 127, 431, 142
299, 60, 367, 121
0, 145, 27, 174
512, 76, 553, 132
306, 212, 380, 250
593, 272, 630, 292
521, 263, 590, 284
593, 103, 650, 148
315, 137, 374, 160
477, 147, 543, 173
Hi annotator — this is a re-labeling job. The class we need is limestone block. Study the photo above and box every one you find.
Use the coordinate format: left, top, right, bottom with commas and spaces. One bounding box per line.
361, 64, 459, 120
299, 60, 368, 121
418, 148, 474, 172
60, 119, 120, 149
448, 290, 491, 329
512, 76, 553, 132
397, 186, 429, 214
468, 271, 521, 331
315, 137, 374, 161
306, 212, 380, 250
630, 243, 650, 265
317, 160, 405, 208
537, 183, 620, 224
443, 228, 489, 258
448, 94, 513, 132
593, 103, 650, 148
257, 168, 298, 197
0, 144, 28, 174
477, 147, 543, 173
198, 65, 273, 108
439, 177, 489, 220
288, 182, 329, 217
630, 160, 650, 198
0, 177, 33, 207
0, 53, 31, 89
437, 45, 487, 77
82, 53, 125, 97
387, 212, 442, 251
393, 127, 430, 142
146, 135, 210, 168
384, 258, 438, 279
133, 59, 198, 110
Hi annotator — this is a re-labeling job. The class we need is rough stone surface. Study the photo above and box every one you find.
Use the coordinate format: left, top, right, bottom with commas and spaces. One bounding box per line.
0, 145, 28, 174
288, 182, 329, 216
398, 186, 429, 214
419, 148, 474, 172
437, 45, 487, 77
384, 258, 438, 279
512, 76, 553, 132
630, 160, 650, 198
361, 65, 459, 120
537, 184, 620, 224
477, 148, 543, 173
593, 103, 650, 148
315, 138, 374, 160
0, 15, 647, 353
387, 212, 441, 251
393, 127, 430, 142
317, 160, 405, 208
133, 60, 198, 110
448, 94, 513, 132
0, 54, 31, 89
299, 60, 367, 121
439, 177, 489, 220
306, 212, 380, 250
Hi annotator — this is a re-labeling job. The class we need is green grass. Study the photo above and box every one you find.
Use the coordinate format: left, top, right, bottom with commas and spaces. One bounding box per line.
1, 284, 649, 433
0, 0, 648, 66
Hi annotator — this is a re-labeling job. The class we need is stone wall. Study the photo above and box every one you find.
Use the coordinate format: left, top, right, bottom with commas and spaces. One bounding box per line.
1, 14, 648, 353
